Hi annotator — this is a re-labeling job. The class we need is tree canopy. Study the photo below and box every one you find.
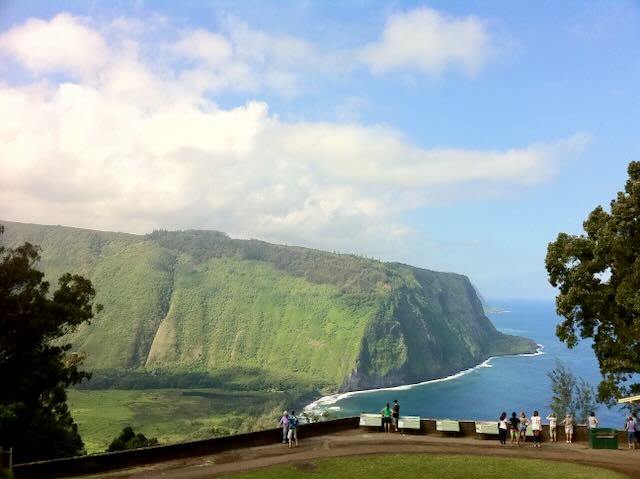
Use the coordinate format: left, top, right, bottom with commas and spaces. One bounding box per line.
0, 225, 101, 462
546, 161, 640, 402
106, 426, 158, 452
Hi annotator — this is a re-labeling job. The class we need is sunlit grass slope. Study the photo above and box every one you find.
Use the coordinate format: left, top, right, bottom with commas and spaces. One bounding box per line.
226, 455, 626, 479
67, 388, 291, 453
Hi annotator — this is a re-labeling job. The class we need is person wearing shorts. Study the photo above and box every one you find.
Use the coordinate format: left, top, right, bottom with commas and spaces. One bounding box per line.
625, 415, 637, 449
392, 400, 400, 432
560, 413, 574, 443
509, 412, 520, 446
519, 411, 529, 443
546, 412, 557, 442
287, 410, 299, 448
381, 402, 392, 433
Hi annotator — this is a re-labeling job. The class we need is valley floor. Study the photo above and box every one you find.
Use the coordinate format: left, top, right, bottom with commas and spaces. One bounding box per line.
83, 429, 640, 479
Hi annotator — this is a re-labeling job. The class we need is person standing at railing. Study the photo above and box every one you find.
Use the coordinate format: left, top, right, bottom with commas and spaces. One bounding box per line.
625, 415, 637, 449
498, 412, 508, 445
560, 414, 574, 443
546, 412, 557, 442
287, 411, 299, 448
279, 411, 289, 444
509, 412, 521, 446
588, 412, 599, 430
381, 403, 392, 433
518, 411, 529, 444
392, 400, 400, 432
531, 410, 542, 447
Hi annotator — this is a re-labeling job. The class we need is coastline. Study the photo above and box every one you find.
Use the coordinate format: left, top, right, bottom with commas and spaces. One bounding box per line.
304, 343, 545, 413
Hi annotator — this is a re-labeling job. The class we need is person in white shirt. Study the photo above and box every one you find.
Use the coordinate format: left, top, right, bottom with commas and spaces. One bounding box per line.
546, 412, 557, 442
588, 412, 599, 429
531, 410, 542, 447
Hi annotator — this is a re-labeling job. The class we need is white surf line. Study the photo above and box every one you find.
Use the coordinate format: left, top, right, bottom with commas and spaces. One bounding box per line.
304, 344, 545, 412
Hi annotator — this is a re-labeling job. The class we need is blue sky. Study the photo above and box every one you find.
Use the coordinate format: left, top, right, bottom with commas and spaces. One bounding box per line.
0, 1, 639, 300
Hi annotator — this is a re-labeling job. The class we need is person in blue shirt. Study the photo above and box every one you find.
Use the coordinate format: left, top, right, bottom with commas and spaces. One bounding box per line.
287, 410, 299, 448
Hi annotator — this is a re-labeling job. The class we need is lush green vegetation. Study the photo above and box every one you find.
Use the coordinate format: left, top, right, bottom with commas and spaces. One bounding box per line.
546, 161, 640, 402
67, 388, 309, 453
1, 221, 536, 393
0, 227, 100, 462
225, 455, 626, 479
106, 426, 158, 452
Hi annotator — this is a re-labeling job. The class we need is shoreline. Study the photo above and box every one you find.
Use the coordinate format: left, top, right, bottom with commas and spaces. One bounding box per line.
304, 343, 544, 413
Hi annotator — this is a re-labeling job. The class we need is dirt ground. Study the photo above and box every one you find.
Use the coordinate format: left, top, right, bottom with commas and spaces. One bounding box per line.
88, 429, 640, 479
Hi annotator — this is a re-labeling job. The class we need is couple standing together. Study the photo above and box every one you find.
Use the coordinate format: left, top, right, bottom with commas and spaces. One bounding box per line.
278, 410, 299, 448
381, 400, 400, 432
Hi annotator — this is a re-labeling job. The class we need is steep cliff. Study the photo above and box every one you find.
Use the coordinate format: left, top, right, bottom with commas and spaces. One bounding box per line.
1, 220, 537, 391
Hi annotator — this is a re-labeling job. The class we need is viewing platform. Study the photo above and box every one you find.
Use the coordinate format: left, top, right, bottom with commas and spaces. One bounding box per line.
9, 417, 640, 479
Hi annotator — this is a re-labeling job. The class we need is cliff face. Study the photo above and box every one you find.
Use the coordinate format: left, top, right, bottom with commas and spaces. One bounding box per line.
342, 266, 536, 391
1, 220, 536, 391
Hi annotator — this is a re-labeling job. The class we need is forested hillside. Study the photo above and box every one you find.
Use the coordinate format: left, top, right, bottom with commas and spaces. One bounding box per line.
1, 220, 536, 393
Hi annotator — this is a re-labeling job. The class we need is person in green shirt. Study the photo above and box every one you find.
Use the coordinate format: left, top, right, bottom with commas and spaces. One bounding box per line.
381, 402, 392, 433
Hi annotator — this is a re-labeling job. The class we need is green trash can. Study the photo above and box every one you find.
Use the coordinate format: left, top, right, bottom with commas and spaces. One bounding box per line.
589, 428, 618, 449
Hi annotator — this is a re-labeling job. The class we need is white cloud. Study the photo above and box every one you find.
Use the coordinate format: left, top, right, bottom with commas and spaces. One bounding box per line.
173, 29, 232, 66
0, 13, 109, 77
360, 7, 493, 75
0, 12, 586, 256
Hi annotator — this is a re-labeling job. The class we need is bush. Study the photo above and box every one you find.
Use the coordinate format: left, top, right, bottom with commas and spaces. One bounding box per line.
107, 427, 158, 452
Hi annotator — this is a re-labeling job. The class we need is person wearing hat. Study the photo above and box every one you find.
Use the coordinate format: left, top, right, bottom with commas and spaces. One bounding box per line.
559, 413, 574, 443
278, 410, 289, 444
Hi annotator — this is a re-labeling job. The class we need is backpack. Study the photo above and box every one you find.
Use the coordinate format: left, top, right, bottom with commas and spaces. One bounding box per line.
290, 415, 299, 429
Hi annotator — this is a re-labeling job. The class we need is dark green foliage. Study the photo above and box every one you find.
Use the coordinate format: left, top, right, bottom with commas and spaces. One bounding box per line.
106, 426, 158, 452
547, 360, 597, 423
0, 226, 101, 463
546, 161, 640, 402
146, 229, 388, 294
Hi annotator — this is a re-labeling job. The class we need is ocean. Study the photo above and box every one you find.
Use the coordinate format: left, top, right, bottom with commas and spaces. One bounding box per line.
306, 300, 625, 428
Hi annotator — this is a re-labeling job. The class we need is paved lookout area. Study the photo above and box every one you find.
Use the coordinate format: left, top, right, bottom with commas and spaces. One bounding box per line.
85, 429, 640, 479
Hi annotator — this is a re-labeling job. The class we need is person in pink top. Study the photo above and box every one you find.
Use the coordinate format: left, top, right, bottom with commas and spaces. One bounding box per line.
278, 411, 289, 444
625, 415, 637, 449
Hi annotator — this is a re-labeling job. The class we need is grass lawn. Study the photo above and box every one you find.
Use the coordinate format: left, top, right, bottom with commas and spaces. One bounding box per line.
67, 389, 288, 453
225, 455, 626, 479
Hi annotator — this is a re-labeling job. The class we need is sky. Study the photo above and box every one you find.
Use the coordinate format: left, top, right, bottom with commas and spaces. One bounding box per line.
0, 1, 639, 300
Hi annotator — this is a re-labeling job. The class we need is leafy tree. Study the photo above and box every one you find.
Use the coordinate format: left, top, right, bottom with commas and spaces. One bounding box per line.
546, 161, 640, 403
548, 361, 576, 418
106, 427, 158, 452
0, 225, 101, 463
547, 360, 597, 423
